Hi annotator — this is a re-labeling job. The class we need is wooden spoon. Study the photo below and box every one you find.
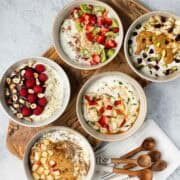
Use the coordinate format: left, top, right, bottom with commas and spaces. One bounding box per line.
151, 160, 167, 171
97, 165, 153, 180
120, 137, 156, 159
123, 150, 161, 170
111, 154, 152, 168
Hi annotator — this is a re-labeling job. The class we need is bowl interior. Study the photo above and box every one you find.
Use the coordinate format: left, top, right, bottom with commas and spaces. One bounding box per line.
76, 72, 147, 142
124, 11, 180, 82
0, 57, 70, 127
53, 0, 124, 70
23, 126, 95, 180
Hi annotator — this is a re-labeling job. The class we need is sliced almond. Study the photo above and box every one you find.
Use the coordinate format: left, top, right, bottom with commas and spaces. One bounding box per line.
5, 89, 10, 96
36, 79, 40, 85
24, 117, 33, 122
10, 106, 17, 113
32, 163, 39, 171
44, 169, 50, 175
32, 173, 40, 180
12, 88, 17, 94
40, 157, 47, 164
37, 167, 44, 174
46, 175, 54, 180
41, 144, 47, 151
20, 69, 25, 76
34, 152, 41, 161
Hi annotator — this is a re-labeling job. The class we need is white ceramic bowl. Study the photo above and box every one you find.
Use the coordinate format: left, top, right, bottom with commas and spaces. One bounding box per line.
52, 0, 124, 70
23, 126, 95, 180
76, 72, 147, 142
0, 57, 70, 127
124, 11, 180, 83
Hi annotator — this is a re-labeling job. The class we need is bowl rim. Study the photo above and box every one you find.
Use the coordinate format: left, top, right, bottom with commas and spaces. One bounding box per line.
52, 0, 124, 70
124, 10, 180, 83
0, 57, 71, 127
23, 126, 96, 180
76, 71, 147, 142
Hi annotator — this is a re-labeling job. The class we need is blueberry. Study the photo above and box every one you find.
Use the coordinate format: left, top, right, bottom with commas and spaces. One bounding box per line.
175, 59, 180, 63
132, 32, 138, 36
136, 24, 141, 29
142, 53, 147, 58
154, 65, 160, 71
149, 49, 154, 54
128, 39, 132, 45
137, 58, 142, 64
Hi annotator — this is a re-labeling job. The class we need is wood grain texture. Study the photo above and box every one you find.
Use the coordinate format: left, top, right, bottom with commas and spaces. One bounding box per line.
6, 0, 150, 159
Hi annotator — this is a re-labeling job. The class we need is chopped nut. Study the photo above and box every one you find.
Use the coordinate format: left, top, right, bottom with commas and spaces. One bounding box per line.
16, 113, 23, 119
12, 76, 20, 84
20, 69, 26, 76
19, 98, 25, 104
34, 73, 39, 78
9, 83, 16, 90
30, 103, 37, 109
5, 89, 10, 96
24, 117, 33, 122
36, 79, 40, 85
38, 93, 45, 98
6, 78, 11, 84
28, 89, 34, 94
12, 95, 18, 102
10, 106, 17, 113
13, 103, 19, 109
12, 88, 17, 94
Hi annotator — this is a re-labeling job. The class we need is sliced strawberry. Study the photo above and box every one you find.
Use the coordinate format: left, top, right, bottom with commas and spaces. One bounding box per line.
105, 39, 117, 49
21, 106, 32, 116
106, 105, 113, 110
99, 116, 106, 127
33, 106, 44, 115
33, 85, 43, 94
95, 35, 106, 44
84, 95, 96, 106
24, 68, 34, 79
112, 27, 119, 33
85, 24, 94, 32
38, 97, 47, 107
114, 100, 121, 106
99, 107, 105, 114
97, 16, 105, 26
19, 87, 27, 97
116, 109, 122, 115
38, 73, 48, 82
86, 32, 94, 42
100, 27, 109, 34
120, 118, 126, 127
35, 64, 46, 73
104, 17, 112, 26
92, 54, 100, 63
82, 13, 91, 25
90, 15, 97, 24
25, 78, 36, 88
27, 94, 37, 103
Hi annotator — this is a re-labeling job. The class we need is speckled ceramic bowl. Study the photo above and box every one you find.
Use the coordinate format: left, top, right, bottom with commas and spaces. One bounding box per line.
23, 126, 95, 180
124, 11, 180, 83
76, 72, 147, 142
0, 57, 70, 127
52, 0, 124, 70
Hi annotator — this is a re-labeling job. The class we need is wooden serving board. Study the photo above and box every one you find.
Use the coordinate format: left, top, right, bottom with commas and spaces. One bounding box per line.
6, 0, 150, 159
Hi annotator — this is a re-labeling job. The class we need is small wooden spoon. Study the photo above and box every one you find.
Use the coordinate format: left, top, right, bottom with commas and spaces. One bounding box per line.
151, 160, 167, 171
113, 168, 153, 180
120, 137, 156, 159
111, 154, 152, 168
123, 150, 161, 170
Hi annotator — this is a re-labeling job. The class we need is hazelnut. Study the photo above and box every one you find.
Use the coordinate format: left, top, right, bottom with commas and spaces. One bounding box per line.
12, 95, 18, 102
12, 76, 20, 84
16, 113, 23, 119
9, 83, 16, 90
13, 103, 19, 109
30, 103, 37, 109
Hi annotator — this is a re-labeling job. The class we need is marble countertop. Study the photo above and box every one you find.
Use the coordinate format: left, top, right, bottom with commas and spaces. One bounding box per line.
0, 0, 179, 179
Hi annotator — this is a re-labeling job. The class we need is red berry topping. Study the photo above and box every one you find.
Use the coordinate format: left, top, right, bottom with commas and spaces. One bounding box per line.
104, 17, 112, 26
27, 94, 37, 103
85, 24, 94, 32
19, 87, 27, 97
38, 97, 47, 107
38, 73, 48, 82
24, 68, 34, 79
105, 39, 117, 49
112, 27, 119, 33
100, 27, 109, 35
86, 32, 94, 42
95, 35, 106, 44
33, 85, 43, 94
33, 106, 44, 115
21, 107, 32, 116
90, 54, 100, 65
35, 64, 46, 73
25, 78, 36, 88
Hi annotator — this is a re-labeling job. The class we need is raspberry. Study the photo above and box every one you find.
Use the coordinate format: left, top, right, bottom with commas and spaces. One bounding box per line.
38, 73, 48, 82
35, 64, 46, 73
33, 106, 44, 115
24, 68, 34, 79
21, 106, 31, 116
19, 87, 27, 97
38, 97, 47, 107
33, 85, 43, 94
27, 94, 37, 103
25, 78, 36, 88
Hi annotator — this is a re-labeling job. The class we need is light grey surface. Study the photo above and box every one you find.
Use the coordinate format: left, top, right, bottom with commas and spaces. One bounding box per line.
0, 0, 179, 179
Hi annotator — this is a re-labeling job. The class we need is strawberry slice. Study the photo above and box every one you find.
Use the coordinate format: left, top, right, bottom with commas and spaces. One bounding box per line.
105, 39, 117, 49
95, 35, 106, 44
85, 24, 94, 32
86, 32, 94, 42
120, 118, 126, 127
106, 105, 113, 110
112, 27, 119, 33
100, 27, 109, 34
114, 100, 121, 106
99, 107, 105, 114
91, 54, 100, 65
84, 95, 96, 105
99, 116, 106, 127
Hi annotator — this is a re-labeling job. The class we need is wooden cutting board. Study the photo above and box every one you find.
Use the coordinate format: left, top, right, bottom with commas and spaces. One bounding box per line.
6, 0, 150, 159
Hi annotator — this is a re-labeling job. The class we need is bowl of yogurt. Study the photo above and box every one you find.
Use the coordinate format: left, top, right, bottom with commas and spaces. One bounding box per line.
24, 126, 95, 180
0, 57, 70, 127
124, 11, 180, 82
53, 0, 123, 70
76, 72, 147, 141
